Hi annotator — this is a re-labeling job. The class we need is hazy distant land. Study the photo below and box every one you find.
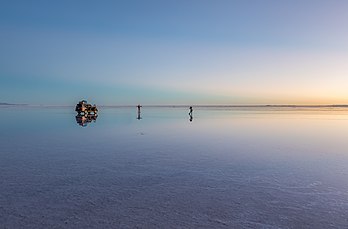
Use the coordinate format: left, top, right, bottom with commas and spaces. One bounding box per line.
0, 102, 27, 106
100, 104, 348, 108
1, 102, 348, 108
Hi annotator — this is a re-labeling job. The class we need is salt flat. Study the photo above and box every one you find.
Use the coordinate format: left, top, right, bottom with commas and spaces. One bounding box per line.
1, 106, 348, 228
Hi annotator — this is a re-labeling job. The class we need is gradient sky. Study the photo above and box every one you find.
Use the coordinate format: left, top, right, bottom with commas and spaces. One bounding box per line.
1, 0, 348, 105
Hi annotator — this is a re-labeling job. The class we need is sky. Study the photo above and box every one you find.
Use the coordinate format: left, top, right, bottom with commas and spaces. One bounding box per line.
1, 0, 348, 105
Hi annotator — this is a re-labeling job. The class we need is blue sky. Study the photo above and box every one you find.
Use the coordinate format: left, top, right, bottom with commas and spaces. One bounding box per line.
1, 0, 348, 105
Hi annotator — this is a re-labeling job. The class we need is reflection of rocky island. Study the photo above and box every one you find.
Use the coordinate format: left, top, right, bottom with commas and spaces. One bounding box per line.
75, 114, 98, 127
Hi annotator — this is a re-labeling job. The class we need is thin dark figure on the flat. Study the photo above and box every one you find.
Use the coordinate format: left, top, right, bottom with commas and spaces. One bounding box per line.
189, 106, 193, 122
137, 104, 142, 120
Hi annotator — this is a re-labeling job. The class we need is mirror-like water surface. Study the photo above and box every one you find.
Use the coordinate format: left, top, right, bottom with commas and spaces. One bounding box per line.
1, 106, 348, 228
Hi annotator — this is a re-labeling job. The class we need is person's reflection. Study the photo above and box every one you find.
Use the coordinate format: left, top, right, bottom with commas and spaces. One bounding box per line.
137, 104, 142, 120
137, 112, 142, 120
189, 113, 193, 122
75, 114, 98, 127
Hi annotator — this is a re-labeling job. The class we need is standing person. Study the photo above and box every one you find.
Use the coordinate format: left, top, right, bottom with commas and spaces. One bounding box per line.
137, 104, 142, 120
189, 106, 193, 122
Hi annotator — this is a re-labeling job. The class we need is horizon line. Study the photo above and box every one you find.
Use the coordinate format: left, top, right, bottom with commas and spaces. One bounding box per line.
2, 103, 348, 108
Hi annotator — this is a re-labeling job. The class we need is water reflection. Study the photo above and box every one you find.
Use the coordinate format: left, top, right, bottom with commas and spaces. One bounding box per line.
137, 112, 142, 120
2, 107, 348, 228
75, 114, 98, 127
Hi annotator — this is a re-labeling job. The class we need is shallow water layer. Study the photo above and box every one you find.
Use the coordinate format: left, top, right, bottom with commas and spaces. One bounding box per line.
1, 106, 348, 228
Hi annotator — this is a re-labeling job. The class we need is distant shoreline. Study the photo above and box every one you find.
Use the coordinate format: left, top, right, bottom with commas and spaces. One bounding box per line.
1, 102, 348, 108
0, 103, 27, 106
129, 104, 348, 108
0, 102, 348, 108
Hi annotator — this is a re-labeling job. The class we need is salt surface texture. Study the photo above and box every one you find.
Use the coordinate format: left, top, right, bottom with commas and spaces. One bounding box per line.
1, 106, 348, 228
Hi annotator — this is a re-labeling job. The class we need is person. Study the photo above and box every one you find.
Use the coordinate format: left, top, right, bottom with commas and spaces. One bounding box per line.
188, 106, 193, 122
137, 104, 142, 120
